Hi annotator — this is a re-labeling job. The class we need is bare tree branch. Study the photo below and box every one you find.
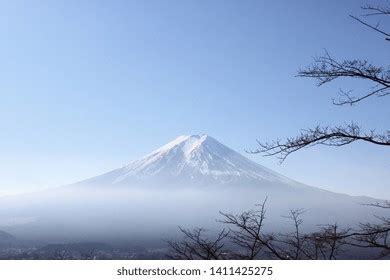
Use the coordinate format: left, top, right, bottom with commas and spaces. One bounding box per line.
279, 209, 306, 259
361, 5, 390, 16
169, 201, 390, 259
351, 4, 390, 40
350, 15, 390, 40
167, 227, 229, 260
297, 51, 390, 106
250, 123, 390, 162
254, 4, 389, 162
362, 200, 390, 209
218, 198, 288, 259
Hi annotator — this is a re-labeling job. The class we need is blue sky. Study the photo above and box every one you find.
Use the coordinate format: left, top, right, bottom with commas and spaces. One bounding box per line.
0, 0, 389, 198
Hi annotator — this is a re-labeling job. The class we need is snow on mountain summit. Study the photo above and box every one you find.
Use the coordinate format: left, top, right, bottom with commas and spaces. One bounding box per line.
79, 134, 300, 187
145, 134, 210, 159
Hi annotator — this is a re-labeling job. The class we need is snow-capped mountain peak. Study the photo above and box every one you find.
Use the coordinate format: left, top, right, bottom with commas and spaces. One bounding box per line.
145, 134, 210, 160
80, 134, 299, 187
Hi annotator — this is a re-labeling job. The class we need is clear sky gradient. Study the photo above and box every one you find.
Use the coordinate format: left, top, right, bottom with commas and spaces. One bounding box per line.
0, 0, 389, 198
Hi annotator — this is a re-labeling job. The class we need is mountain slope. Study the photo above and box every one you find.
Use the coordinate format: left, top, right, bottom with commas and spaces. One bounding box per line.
78, 134, 303, 188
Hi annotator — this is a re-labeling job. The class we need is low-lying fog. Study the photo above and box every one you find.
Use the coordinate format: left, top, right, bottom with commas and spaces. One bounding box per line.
0, 184, 386, 245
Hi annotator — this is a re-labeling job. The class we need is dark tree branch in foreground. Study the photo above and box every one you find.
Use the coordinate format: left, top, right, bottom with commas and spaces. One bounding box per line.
361, 4, 390, 16
308, 223, 351, 260
297, 51, 390, 106
250, 123, 390, 162
279, 209, 307, 259
348, 201, 390, 258
272, 211, 350, 260
364, 200, 390, 209
253, 4, 389, 162
350, 15, 390, 40
167, 227, 229, 260
168, 201, 390, 260
352, 4, 390, 40
219, 198, 288, 260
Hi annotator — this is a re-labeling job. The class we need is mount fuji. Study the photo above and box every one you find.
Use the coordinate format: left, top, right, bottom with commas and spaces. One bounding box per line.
0, 134, 385, 242
75, 134, 303, 189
